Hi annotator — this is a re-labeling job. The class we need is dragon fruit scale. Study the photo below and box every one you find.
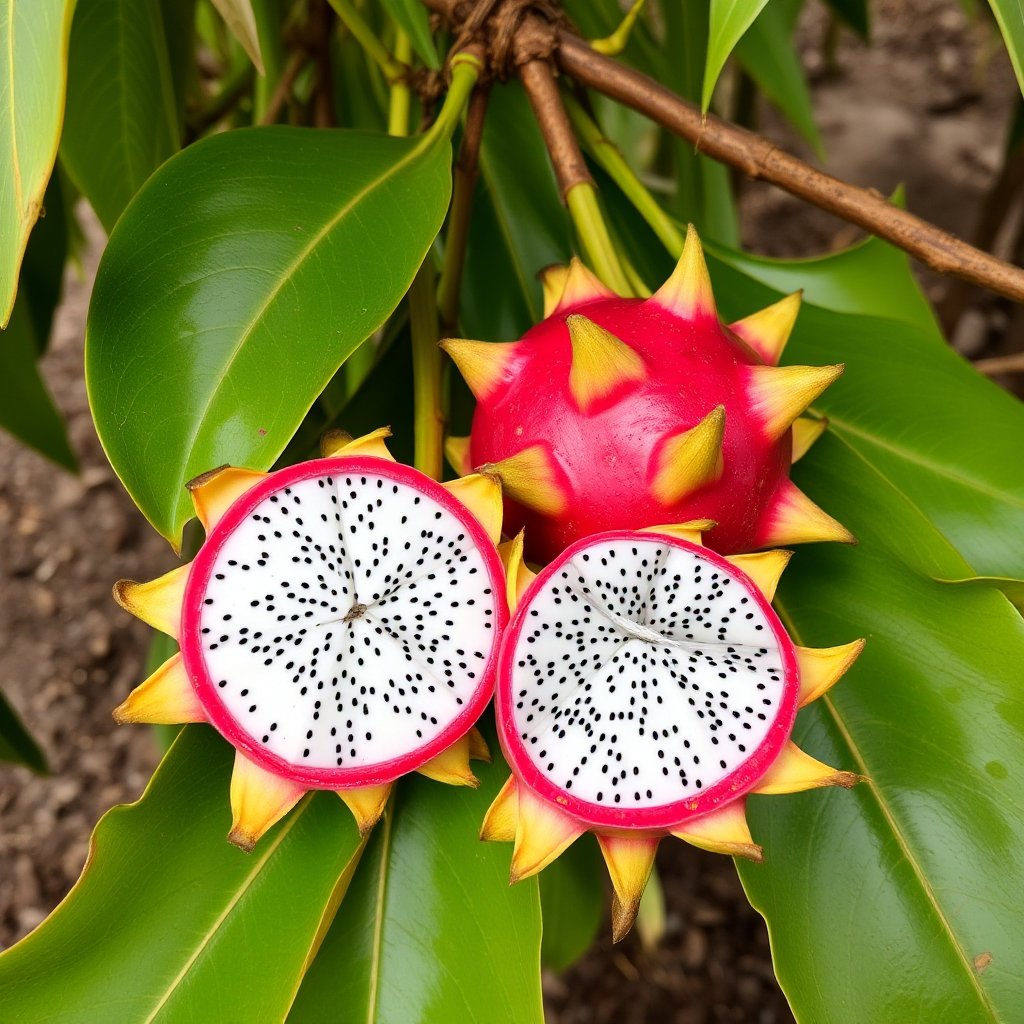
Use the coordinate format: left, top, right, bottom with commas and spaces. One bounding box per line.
484, 523, 864, 940
112, 428, 508, 850
442, 226, 852, 563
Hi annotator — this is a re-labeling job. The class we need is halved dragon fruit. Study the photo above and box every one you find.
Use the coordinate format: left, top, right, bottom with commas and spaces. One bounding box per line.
112, 428, 508, 850
443, 226, 852, 563
484, 522, 863, 940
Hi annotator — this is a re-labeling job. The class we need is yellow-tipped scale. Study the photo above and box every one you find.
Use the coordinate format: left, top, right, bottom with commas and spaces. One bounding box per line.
481, 445, 567, 517
753, 742, 860, 795
729, 291, 802, 365
791, 416, 828, 463
112, 563, 191, 639
539, 264, 571, 317
551, 256, 617, 315
112, 653, 204, 725
439, 338, 518, 401
796, 639, 866, 707
228, 752, 306, 852
672, 800, 762, 862
640, 519, 716, 546
338, 785, 392, 836
509, 783, 585, 883
762, 480, 856, 547
565, 314, 645, 413
596, 834, 660, 942
416, 732, 480, 788
651, 224, 716, 319
724, 549, 793, 602
188, 466, 269, 532
651, 405, 726, 504
441, 473, 503, 545
320, 425, 396, 461
445, 434, 472, 476
498, 531, 537, 613
480, 775, 519, 843
747, 363, 844, 443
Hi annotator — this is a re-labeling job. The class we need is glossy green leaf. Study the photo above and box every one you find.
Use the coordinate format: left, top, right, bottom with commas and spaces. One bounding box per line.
706, 224, 940, 337
702, 0, 770, 111
0, 726, 365, 1021
661, 0, 739, 243
737, 433, 1024, 1022
0, 297, 76, 469
0, 0, 76, 326
380, 0, 439, 69
61, 0, 180, 232
735, 2, 822, 153
539, 836, 605, 972
0, 689, 47, 774
209, 0, 264, 72
289, 744, 544, 1023
86, 125, 453, 547
934, 574, 1024, 615
988, 0, 1024, 97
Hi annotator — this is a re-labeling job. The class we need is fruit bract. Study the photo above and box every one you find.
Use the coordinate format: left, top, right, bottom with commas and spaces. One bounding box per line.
443, 226, 852, 562
484, 523, 864, 940
112, 428, 508, 850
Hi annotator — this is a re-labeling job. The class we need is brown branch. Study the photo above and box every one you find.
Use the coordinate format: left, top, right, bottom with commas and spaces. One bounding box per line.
518, 57, 593, 199
554, 33, 1024, 304
260, 50, 308, 126
973, 351, 1024, 375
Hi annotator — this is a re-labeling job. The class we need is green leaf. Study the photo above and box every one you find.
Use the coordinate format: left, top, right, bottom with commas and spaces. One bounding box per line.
0, 689, 47, 774
209, 0, 264, 72
703, 0, 771, 111
539, 836, 605, 972
61, 0, 180, 232
661, 0, 739, 243
0, 0, 76, 326
988, 0, 1024, 96
0, 297, 76, 469
158, 0, 198, 131
735, 2, 822, 153
706, 226, 940, 337
289, 744, 544, 1023
380, 0, 439, 69
86, 125, 453, 547
737, 434, 1024, 1022
0, 726, 365, 1021
934, 574, 1024, 615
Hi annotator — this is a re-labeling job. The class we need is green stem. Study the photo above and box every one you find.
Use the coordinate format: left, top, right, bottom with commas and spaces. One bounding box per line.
388, 31, 413, 136
563, 91, 684, 257
565, 182, 633, 295
327, 0, 406, 81
409, 263, 443, 478
425, 54, 481, 144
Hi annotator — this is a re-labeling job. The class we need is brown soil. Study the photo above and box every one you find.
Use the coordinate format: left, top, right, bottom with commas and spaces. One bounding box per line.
0, 0, 1017, 1020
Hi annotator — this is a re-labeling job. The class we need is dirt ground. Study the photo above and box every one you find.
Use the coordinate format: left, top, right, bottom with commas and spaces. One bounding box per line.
0, 0, 1018, 1020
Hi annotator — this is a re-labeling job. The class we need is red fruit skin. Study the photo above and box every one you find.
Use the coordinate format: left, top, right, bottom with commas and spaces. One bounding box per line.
495, 530, 801, 833
180, 456, 508, 790
467, 296, 792, 563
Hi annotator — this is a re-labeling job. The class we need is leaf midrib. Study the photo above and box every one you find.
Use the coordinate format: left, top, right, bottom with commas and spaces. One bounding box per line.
169, 133, 439, 523
142, 794, 312, 1023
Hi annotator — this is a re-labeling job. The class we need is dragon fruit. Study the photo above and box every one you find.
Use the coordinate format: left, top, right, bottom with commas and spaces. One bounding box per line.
484, 522, 863, 940
112, 428, 508, 850
442, 227, 852, 563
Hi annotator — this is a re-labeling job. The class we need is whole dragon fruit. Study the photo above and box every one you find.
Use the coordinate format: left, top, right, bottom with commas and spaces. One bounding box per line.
484, 522, 864, 940
112, 428, 507, 849
443, 227, 851, 563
